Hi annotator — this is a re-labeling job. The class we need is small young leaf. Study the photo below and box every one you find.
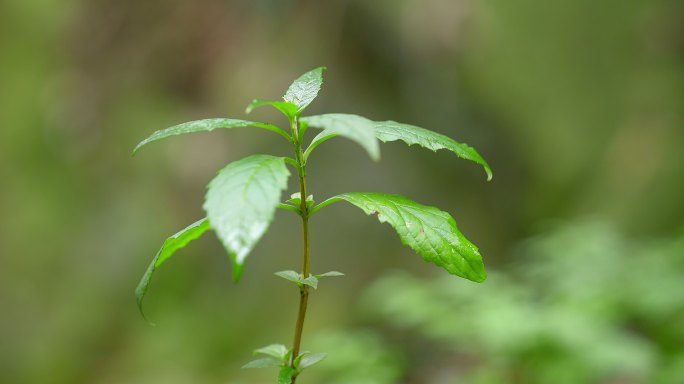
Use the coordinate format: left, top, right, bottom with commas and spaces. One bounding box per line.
275, 270, 302, 285
301, 276, 319, 290
133, 119, 289, 153
315, 271, 344, 278
278, 366, 297, 384
286, 193, 314, 210
246, 99, 299, 118
136, 218, 210, 321
298, 353, 327, 369
301, 114, 380, 161
242, 357, 282, 369
319, 193, 486, 282
277, 203, 301, 215
283, 67, 326, 113
286, 192, 302, 206
203, 155, 290, 281
254, 344, 289, 361
373, 120, 492, 181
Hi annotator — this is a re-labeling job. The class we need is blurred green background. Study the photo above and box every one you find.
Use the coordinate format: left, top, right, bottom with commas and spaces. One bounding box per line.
1, 0, 683, 383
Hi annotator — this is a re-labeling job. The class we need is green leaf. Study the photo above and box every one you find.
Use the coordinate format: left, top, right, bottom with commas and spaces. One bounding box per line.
287, 192, 315, 211
301, 114, 380, 161
203, 155, 290, 280
275, 270, 302, 285
301, 276, 318, 290
277, 203, 301, 215
246, 99, 299, 118
133, 118, 289, 153
283, 67, 326, 113
373, 120, 492, 181
254, 344, 289, 361
242, 357, 282, 369
298, 353, 327, 369
135, 218, 210, 321
278, 366, 297, 384
320, 192, 486, 282
316, 271, 344, 278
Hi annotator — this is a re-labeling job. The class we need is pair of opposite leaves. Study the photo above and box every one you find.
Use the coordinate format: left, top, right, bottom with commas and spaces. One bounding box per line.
133, 67, 492, 318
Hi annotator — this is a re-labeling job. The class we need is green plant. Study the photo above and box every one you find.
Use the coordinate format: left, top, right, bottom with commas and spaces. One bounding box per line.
133, 67, 492, 383
356, 221, 684, 383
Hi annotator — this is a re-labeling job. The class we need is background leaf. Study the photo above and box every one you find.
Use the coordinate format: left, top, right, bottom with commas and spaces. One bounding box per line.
133, 118, 288, 153
135, 218, 210, 320
328, 192, 486, 282
203, 155, 290, 280
283, 67, 326, 113
374, 120, 492, 180
301, 114, 380, 161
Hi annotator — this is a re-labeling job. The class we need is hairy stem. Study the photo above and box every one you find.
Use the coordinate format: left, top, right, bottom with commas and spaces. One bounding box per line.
290, 117, 311, 383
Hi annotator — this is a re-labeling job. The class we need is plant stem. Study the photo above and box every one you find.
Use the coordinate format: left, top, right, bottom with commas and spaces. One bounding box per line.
290, 117, 311, 383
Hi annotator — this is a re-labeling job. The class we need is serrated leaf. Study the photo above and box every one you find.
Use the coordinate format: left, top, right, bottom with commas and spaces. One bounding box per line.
135, 218, 210, 321
275, 270, 302, 285
254, 344, 289, 361
242, 357, 282, 369
373, 120, 492, 180
301, 276, 318, 290
283, 67, 326, 112
203, 155, 290, 280
298, 353, 327, 369
133, 119, 287, 153
326, 192, 486, 282
278, 366, 297, 384
316, 271, 344, 278
301, 114, 380, 161
246, 99, 299, 118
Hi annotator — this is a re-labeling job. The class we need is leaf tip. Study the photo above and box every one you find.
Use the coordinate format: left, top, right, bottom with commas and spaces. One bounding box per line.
232, 261, 246, 282
472, 268, 487, 283
132, 142, 144, 155
485, 167, 493, 182
135, 290, 156, 326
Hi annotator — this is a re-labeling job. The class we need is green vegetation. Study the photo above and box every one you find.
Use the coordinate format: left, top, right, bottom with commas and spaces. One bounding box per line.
3, 1, 682, 383
133, 67, 491, 383
312, 221, 684, 383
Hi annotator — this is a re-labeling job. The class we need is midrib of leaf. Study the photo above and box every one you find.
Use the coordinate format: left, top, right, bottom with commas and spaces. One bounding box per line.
283, 67, 326, 113
204, 154, 290, 281
136, 217, 211, 321
373, 120, 492, 180
300, 114, 380, 161
241, 161, 277, 199
312, 192, 486, 282
133, 118, 289, 153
